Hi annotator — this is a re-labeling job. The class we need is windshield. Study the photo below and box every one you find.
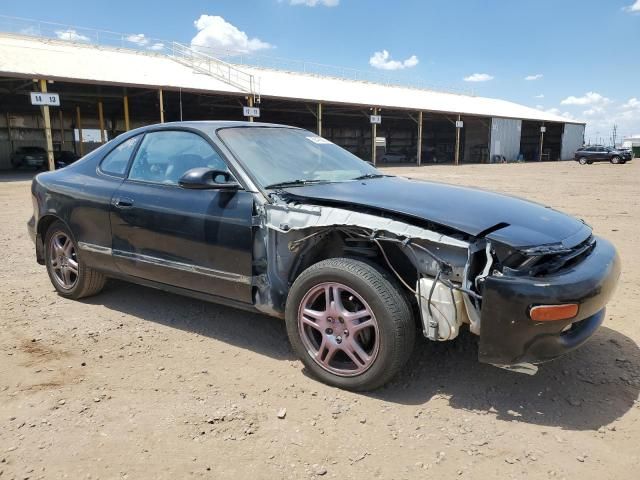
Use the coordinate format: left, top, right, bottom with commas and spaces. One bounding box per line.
217, 127, 380, 188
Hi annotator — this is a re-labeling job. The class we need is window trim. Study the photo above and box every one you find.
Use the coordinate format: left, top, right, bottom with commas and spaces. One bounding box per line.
97, 134, 144, 179
123, 127, 242, 189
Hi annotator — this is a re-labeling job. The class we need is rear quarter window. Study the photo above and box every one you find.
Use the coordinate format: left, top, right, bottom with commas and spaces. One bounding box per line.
99, 136, 141, 177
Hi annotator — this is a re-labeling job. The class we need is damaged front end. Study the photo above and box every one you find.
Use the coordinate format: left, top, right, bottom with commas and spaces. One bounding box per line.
251, 194, 620, 375
252, 196, 486, 342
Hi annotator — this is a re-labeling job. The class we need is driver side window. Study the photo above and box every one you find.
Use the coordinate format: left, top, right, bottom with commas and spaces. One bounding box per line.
128, 130, 228, 185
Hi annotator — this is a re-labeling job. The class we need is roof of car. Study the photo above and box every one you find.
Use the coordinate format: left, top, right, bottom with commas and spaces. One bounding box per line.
160, 121, 297, 130
126, 121, 301, 136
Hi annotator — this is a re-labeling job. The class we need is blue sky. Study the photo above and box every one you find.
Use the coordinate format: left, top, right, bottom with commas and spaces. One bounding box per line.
3, 0, 639, 141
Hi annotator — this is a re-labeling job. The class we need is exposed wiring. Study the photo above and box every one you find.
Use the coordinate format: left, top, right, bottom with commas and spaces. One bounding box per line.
372, 235, 482, 300
288, 230, 327, 251
335, 227, 489, 342
372, 238, 417, 294
339, 227, 483, 306
426, 270, 441, 318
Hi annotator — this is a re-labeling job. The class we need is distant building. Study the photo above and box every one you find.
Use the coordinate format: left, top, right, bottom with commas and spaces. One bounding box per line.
622, 136, 640, 158
0, 27, 586, 169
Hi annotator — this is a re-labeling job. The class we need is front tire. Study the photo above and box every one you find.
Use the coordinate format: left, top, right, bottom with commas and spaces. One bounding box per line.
611, 156, 621, 164
285, 258, 415, 391
44, 221, 106, 299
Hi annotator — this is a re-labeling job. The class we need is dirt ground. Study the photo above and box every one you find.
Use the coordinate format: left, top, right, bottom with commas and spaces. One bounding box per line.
1, 161, 639, 480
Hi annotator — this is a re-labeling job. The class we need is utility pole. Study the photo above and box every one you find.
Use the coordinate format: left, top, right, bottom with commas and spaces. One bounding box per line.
247, 95, 254, 123
416, 111, 423, 166
371, 107, 378, 166
539, 124, 546, 162
454, 114, 462, 165
39, 79, 55, 171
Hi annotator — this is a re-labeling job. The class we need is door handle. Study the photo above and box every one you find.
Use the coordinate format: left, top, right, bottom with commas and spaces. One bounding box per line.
114, 197, 134, 209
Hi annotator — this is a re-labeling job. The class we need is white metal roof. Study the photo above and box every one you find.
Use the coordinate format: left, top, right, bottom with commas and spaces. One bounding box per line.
0, 34, 583, 125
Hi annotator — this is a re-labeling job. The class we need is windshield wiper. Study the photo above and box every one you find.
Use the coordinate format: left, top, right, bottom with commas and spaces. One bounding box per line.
352, 173, 387, 180
265, 179, 329, 189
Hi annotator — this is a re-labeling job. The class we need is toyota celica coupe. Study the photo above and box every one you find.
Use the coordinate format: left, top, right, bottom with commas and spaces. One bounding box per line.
28, 122, 621, 390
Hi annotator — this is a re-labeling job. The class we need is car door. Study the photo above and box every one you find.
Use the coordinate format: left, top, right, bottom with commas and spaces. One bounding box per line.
583, 147, 598, 161
109, 129, 254, 303
596, 147, 608, 161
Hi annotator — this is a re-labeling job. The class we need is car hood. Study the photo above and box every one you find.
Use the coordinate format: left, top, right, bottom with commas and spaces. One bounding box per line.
281, 176, 591, 249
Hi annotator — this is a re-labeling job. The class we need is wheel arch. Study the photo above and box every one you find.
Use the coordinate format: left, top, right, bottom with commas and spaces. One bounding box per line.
288, 229, 418, 292
35, 214, 68, 264
254, 227, 420, 318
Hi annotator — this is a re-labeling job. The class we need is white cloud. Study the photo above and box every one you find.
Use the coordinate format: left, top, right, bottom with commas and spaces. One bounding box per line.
560, 91, 611, 106
148, 42, 165, 51
624, 1, 640, 12
537, 107, 574, 120
126, 33, 149, 46
575, 101, 640, 144
525, 74, 543, 81
190, 15, 272, 53
535, 94, 545, 99
288, 0, 339, 6
583, 106, 605, 117
369, 50, 419, 70
464, 73, 494, 82
54, 29, 90, 42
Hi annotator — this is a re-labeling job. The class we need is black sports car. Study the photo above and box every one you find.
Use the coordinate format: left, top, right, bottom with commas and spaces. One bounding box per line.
28, 122, 621, 391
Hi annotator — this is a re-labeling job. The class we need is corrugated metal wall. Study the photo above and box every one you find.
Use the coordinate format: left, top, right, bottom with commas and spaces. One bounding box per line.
561, 124, 585, 160
490, 118, 522, 162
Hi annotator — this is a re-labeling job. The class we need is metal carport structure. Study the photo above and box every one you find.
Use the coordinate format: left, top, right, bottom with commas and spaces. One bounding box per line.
0, 30, 585, 170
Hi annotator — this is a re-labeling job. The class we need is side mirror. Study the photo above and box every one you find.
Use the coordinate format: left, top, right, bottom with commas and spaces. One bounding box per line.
179, 168, 240, 190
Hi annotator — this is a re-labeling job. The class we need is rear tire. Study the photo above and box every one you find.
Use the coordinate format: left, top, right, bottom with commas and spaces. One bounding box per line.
285, 258, 415, 391
44, 221, 106, 299
578, 157, 588, 165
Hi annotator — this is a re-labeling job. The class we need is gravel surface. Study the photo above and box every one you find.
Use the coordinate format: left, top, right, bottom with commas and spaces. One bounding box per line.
1, 161, 639, 479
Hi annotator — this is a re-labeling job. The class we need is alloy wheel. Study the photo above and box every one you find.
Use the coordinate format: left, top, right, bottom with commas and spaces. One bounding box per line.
49, 232, 79, 290
298, 282, 380, 377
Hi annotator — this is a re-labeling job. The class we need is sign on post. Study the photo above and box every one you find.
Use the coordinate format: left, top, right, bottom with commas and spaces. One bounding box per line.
456, 120, 464, 129
540, 126, 547, 133
30, 92, 60, 106
370, 115, 382, 124
243, 106, 261, 118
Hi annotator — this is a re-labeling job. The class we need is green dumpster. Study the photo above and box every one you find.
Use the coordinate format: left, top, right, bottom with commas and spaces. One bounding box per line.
633, 146, 640, 158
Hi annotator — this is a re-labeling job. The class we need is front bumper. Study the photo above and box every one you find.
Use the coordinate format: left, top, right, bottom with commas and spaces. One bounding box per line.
25, 158, 45, 167
478, 236, 620, 366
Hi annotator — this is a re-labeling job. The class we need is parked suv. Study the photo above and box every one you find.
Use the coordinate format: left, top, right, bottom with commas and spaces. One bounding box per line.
574, 146, 632, 165
11, 146, 47, 169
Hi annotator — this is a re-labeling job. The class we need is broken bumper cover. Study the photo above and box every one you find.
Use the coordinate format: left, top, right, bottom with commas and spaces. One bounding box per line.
478, 236, 621, 366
